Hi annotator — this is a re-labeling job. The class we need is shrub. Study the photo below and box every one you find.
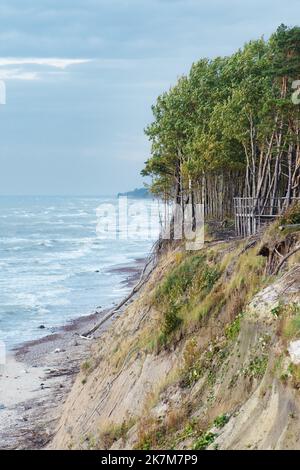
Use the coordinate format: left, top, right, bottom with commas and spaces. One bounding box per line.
155, 254, 205, 305
162, 303, 182, 337
193, 431, 217, 450
244, 355, 268, 379
180, 339, 203, 387
200, 266, 220, 292
280, 202, 300, 226
225, 314, 243, 341
81, 360, 92, 372
154, 254, 211, 341
270, 303, 284, 318
213, 414, 229, 428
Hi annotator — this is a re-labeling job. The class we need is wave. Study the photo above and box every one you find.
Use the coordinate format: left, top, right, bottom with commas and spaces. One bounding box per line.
0, 196, 158, 349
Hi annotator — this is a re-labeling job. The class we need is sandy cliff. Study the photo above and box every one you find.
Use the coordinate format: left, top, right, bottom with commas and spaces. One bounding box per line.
49, 225, 300, 450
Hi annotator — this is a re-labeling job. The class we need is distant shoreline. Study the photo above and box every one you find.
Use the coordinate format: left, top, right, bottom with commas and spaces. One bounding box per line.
117, 188, 151, 199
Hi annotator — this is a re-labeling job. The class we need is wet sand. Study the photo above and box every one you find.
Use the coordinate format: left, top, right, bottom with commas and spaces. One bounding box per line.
0, 259, 145, 449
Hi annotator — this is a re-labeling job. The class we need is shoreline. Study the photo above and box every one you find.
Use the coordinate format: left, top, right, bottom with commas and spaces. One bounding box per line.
0, 258, 146, 450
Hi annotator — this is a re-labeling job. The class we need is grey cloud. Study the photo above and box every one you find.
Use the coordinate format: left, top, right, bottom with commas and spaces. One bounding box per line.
0, 0, 299, 195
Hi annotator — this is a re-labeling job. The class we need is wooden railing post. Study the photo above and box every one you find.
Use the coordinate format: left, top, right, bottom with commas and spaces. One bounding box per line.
234, 196, 300, 237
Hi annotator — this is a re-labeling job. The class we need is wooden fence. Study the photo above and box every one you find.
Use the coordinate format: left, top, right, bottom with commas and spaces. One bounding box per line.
234, 197, 300, 237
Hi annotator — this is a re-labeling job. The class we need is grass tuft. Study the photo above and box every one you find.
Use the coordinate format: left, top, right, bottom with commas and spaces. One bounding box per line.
193, 431, 217, 450
213, 414, 229, 429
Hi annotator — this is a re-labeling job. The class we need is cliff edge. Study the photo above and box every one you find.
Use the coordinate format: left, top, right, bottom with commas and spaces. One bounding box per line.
49, 222, 300, 450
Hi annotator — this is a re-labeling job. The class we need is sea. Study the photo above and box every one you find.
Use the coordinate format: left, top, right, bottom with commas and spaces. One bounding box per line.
0, 196, 160, 349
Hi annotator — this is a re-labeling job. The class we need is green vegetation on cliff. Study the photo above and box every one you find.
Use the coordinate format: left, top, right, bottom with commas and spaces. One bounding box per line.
50, 216, 300, 451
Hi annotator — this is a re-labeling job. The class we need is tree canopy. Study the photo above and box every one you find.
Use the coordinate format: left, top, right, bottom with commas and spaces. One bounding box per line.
142, 25, 300, 222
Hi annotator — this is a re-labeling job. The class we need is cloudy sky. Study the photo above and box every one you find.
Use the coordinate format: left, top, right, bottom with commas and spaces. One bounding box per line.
0, 0, 298, 195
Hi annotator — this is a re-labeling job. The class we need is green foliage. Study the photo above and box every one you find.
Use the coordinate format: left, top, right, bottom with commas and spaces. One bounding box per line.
280, 202, 300, 226
180, 421, 197, 439
193, 432, 217, 450
181, 339, 230, 390
226, 248, 267, 304
154, 254, 220, 344
155, 254, 205, 304
81, 360, 92, 372
225, 313, 243, 340
270, 303, 284, 318
154, 255, 204, 341
200, 265, 220, 292
162, 304, 183, 337
142, 24, 300, 223
244, 356, 268, 379
180, 339, 203, 387
181, 360, 203, 388
141, 440, 151, 450
213, 414, 230, 429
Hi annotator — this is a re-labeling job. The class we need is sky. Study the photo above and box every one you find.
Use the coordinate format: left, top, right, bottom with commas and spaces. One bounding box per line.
0, 0, 299, 196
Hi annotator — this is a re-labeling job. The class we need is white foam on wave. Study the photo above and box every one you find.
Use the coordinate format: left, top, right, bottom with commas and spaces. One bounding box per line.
0, 237, 30, 245
0, 196, 159, 349
11, 287, 72, 311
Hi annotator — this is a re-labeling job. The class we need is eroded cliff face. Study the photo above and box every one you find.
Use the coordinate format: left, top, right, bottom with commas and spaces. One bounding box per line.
49, 228, 300, 450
